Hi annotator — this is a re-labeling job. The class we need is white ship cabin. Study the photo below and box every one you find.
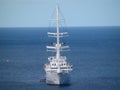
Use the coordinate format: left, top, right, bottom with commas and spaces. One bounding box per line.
44, 56, 72, 73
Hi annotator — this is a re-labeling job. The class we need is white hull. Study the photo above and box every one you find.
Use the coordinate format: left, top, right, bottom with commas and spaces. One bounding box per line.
46, 72, 70, 85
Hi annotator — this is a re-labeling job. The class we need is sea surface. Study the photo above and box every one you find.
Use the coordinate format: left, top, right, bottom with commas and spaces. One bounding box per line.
0, 27, 120, 90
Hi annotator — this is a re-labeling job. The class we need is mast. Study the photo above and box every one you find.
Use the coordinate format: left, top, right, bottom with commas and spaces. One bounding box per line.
56, 4, 60, 60
46, 4, 69, 60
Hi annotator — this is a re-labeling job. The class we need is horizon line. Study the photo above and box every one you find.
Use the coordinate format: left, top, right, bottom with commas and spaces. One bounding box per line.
0, 26, 120, 28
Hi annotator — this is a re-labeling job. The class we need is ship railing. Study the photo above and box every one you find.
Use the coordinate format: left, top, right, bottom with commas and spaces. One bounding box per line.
48, 56, 67, 61
45, 66, 72, 71
46, 69, 72, 73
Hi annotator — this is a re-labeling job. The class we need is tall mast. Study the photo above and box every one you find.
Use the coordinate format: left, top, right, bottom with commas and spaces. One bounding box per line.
56, 4, 60, 60
47, 4, 69, 60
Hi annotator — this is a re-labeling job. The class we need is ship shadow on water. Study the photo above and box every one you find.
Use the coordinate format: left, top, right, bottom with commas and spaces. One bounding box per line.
47, 83, 71, 87
40, 80, 71, 87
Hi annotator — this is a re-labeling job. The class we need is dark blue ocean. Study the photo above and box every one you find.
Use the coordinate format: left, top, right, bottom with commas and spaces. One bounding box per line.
0, 27, 120, 90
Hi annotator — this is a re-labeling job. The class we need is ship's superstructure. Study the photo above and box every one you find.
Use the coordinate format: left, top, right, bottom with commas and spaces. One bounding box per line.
44, 4, 72, 85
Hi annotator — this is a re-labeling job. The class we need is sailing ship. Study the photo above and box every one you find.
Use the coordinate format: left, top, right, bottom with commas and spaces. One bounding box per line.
44, 4, 72, 85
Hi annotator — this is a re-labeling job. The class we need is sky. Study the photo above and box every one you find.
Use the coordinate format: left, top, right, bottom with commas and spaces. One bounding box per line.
0, 0, 120, 27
